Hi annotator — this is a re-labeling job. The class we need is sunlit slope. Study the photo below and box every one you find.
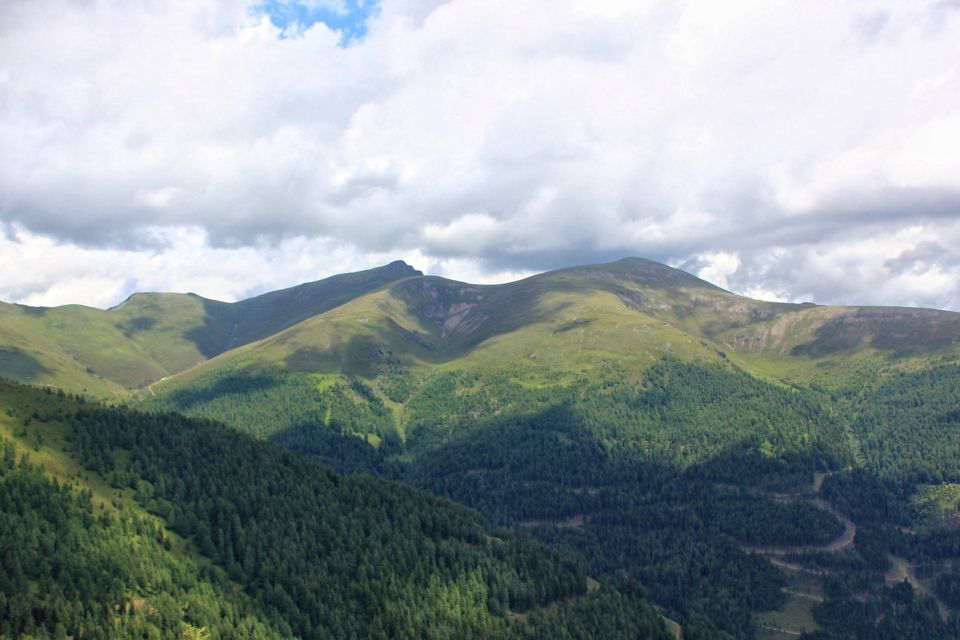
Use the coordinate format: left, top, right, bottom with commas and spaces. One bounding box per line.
225, 259, 423, 348
3, 256, 957, 396
152, 257, 960, 395
0, 381, 291, 638
0, 301, 132, 395
0, 261, 421, 392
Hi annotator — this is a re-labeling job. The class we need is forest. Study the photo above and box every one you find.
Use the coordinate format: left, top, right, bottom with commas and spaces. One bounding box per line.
1, 381, 673, 639
4, 357, 960, 638
143, 359, 960, 638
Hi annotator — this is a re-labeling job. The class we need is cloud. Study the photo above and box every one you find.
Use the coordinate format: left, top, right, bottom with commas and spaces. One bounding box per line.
1, 0, 960, 309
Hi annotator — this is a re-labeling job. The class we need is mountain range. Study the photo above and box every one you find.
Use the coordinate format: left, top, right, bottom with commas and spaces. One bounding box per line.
2, 257, 957, 397
3, 257, 960, 639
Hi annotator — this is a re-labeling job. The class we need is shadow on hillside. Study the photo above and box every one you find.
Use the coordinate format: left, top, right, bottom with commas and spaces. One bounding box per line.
0, 346, 54, 382
791, 308, 960, 358
285, 333, 402, 378
394, 400, 849, 525
390, 277, 579, 353
114, 315, 157, 338
269, 421, 404, 477
182, 298, 235, 359
284, 321, 442, 376
183, 264, 423, 361
166, 372, 283, 410
16, 304, 49, 317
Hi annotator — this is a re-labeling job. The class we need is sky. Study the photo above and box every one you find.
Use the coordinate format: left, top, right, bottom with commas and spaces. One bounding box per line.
2, 0, 960, 310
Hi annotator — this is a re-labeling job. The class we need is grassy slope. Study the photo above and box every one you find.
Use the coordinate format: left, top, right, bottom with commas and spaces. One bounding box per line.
0, 382, 131, 511
0, 261, 421, 393
4, 255, 959, 405
0, 302, 128, 396
150, 258, 960, 400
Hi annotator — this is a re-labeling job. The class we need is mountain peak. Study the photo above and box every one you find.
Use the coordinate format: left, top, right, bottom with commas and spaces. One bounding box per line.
381, 260, 424, 278
557, 256, 721, 290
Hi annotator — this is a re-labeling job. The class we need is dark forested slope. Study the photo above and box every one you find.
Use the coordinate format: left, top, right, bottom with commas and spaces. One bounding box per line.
0, 380, 672, 639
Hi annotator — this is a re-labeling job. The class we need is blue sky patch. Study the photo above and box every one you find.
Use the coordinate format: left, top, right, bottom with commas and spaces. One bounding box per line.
256, 0, 380, 45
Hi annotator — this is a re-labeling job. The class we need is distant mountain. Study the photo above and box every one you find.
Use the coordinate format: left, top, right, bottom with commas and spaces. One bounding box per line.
2, 256, 958, 395
142, 256, 960, 399
0, 260, 421, 392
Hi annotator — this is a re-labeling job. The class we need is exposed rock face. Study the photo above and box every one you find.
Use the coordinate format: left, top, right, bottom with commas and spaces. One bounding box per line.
396, 279, 490, 338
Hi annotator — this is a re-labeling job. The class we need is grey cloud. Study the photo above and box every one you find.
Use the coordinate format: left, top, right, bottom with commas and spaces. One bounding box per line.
852, 10, 890, 40
704, 187, 960, 253
3, 0, 960, 311
884, 241, 953, 274
325, 170, 400, 206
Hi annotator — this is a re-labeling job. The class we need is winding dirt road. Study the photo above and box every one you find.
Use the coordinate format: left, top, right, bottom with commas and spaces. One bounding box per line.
744, 475, 856, 558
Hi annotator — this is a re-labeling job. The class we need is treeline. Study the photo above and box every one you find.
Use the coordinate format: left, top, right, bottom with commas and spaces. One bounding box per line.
398, 360, 849, 485
574, 359, 850, 475
155, 371, 397, 441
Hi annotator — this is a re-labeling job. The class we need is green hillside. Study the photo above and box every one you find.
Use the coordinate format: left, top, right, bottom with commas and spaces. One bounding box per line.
0, 261, 420, 394
145, 257, 960, 451
148, 258, 960, 399
0, 381, 288, 638
4, 256, 957, 398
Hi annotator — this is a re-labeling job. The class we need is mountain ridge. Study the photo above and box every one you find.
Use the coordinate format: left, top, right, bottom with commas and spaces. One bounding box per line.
0, 260, 423, 392
2, 257, 959, 396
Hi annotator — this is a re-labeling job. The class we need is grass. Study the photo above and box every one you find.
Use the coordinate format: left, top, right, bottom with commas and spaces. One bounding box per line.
912, 484, 960, 527
755, 592, 819, 638
156, 260, 960, 400
0, 262, 421, 396
0, 389, 126, 511
755, 563, 825, 639
660, 616, 682, 640
5, 258, 959, 405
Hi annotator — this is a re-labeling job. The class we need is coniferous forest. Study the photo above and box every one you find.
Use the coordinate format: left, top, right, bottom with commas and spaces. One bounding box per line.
147, 358, 960, 639
1, 381, 674, 639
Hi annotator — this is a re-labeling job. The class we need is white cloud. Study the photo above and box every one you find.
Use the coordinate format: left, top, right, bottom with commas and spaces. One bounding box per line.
694, 251, 741, 291
1, 0, 960, 309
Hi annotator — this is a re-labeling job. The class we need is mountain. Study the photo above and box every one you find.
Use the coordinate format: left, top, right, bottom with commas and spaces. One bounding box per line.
146, 256, 960, 400
5, 257, 960, 638
131, 257, 960, 639
0, 260, 421, 393
4, 256, 957, 397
